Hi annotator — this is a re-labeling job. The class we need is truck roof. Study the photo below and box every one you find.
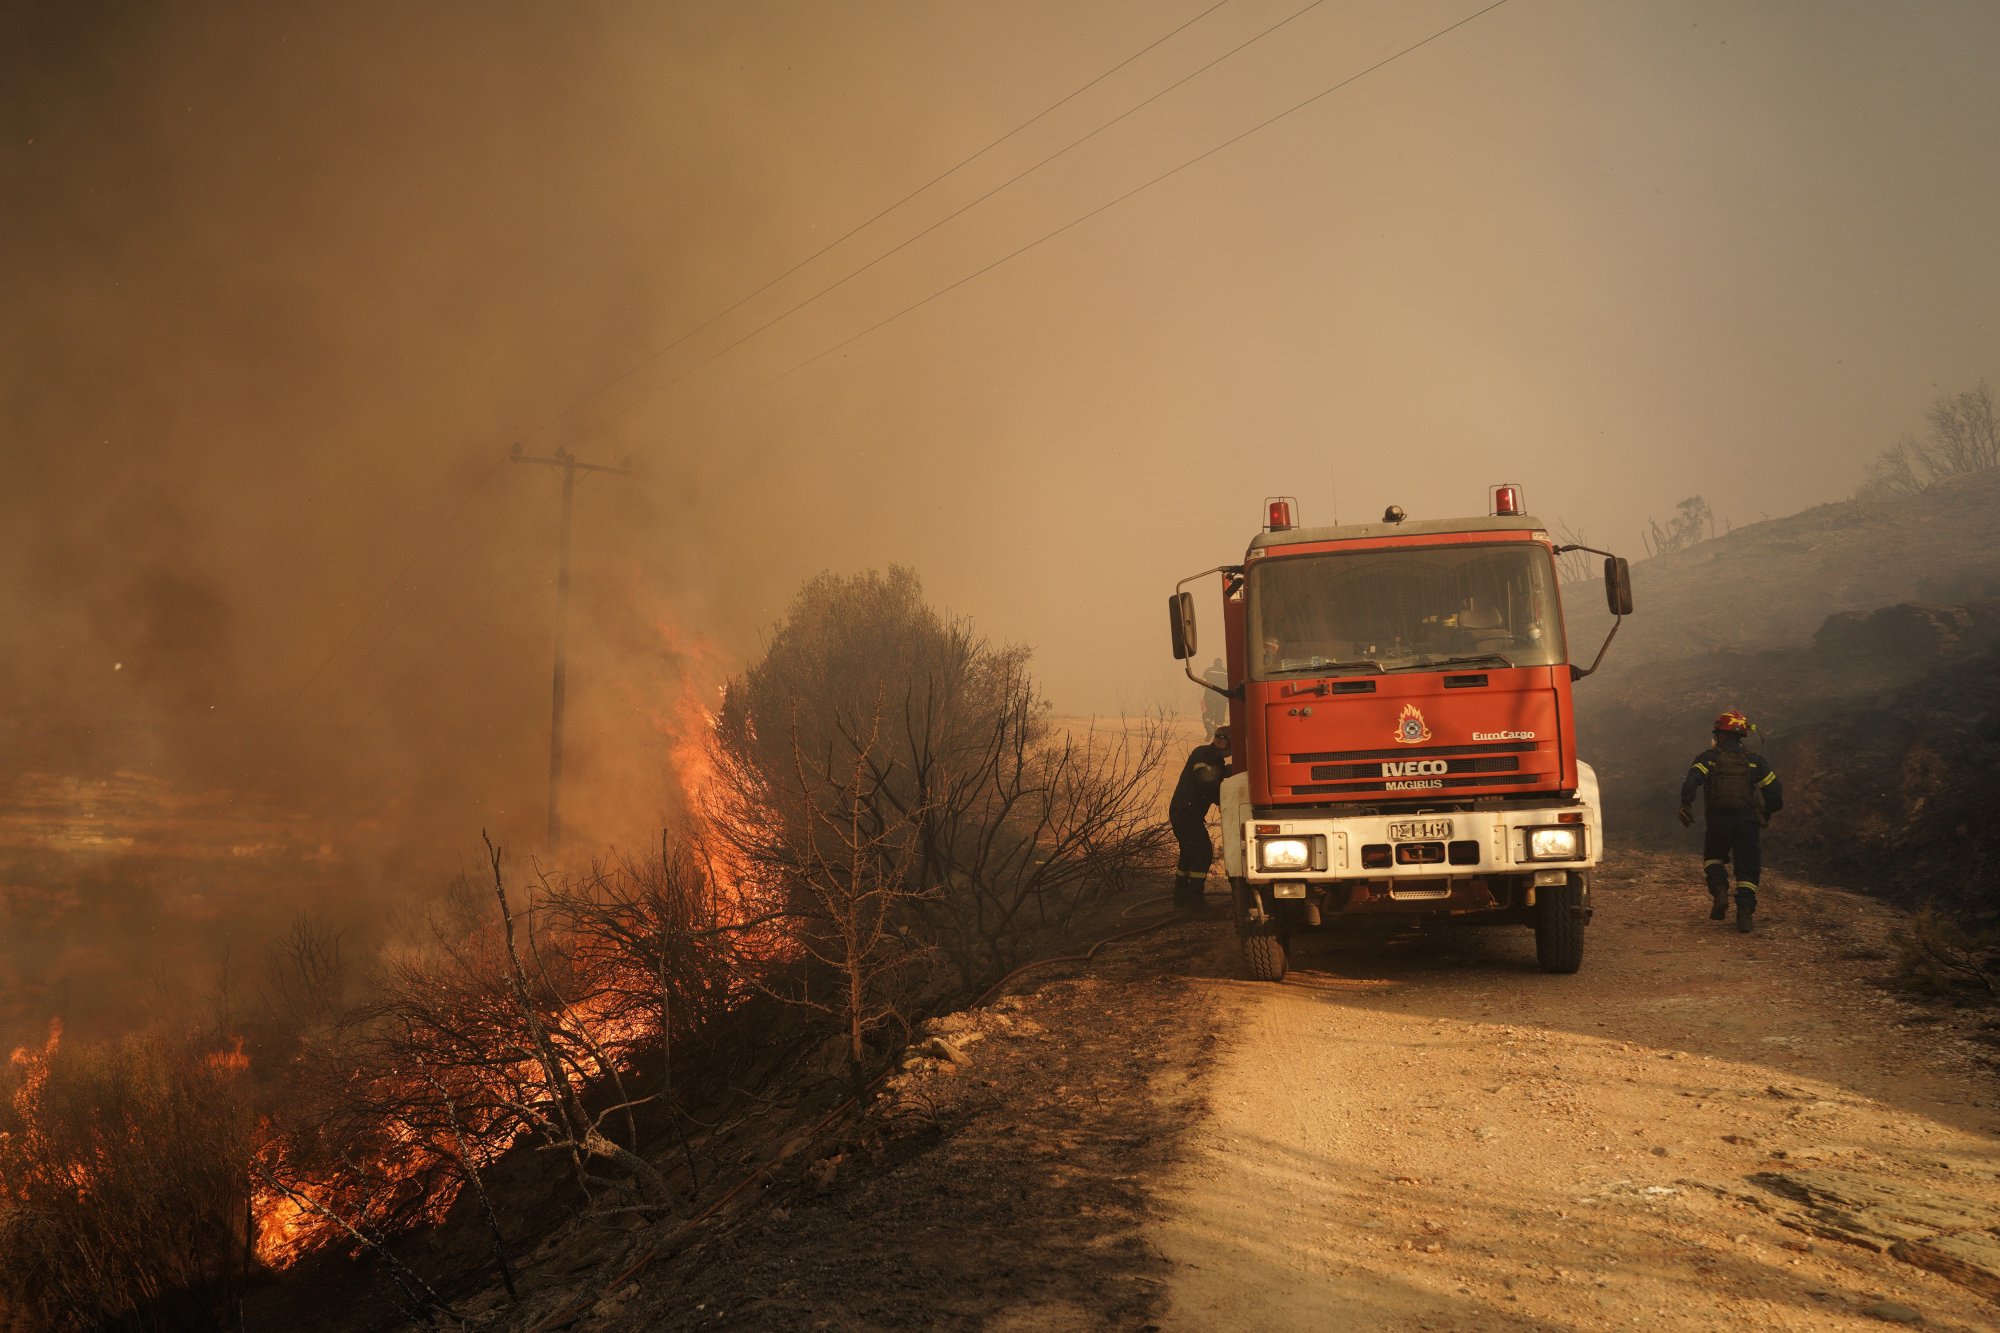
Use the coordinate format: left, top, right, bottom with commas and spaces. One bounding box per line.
1247, 513, 1546, 553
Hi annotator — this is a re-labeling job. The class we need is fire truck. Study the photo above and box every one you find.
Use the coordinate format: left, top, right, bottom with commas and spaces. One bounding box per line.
1167, 486, 1633, 981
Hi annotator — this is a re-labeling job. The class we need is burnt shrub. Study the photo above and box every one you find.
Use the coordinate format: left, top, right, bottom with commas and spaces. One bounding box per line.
0, 1023, 256, 1330
708, 567, 1173, 993
1894, 906, 2000, 1000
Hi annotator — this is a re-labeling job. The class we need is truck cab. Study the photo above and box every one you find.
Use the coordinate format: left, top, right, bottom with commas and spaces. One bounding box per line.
1168, 488, 1632, 980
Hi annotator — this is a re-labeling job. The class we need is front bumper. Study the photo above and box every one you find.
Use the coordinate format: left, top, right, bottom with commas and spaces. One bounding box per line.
1239, 807, 1596, 882
1217, 763, 1603, 885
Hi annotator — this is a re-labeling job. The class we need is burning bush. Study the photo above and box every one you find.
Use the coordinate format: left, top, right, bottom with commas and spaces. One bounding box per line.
0, 574, 1173, 1322
535, 833, 749, 1060
215, 831, 751, 1317
0, 1021, 257, 1331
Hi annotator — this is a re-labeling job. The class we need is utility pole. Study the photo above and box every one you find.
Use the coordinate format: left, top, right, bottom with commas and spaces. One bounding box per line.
512, 444, 630, 852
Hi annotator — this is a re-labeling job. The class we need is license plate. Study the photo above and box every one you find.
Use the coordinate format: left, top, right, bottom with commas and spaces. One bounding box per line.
1389, 819, 1453, 841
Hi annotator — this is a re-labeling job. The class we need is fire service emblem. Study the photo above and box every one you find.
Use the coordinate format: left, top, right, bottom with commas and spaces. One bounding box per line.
1393, 703, 1432, 745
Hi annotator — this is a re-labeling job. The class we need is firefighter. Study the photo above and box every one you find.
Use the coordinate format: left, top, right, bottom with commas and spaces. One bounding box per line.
1170, 727, 1229, 909
1678, 709, 1783, 932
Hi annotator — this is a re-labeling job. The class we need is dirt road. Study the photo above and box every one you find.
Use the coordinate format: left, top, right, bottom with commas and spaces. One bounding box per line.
561, 848, 2000, 1332
1153, 850, 2000, 1331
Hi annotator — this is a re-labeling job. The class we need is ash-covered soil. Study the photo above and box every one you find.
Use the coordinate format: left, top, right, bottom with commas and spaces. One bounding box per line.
472, 907, 1232, 1332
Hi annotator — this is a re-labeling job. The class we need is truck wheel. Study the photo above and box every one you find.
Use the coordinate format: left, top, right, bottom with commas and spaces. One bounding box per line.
1535, 876, 1585, 974
1243, 927, 1288, 982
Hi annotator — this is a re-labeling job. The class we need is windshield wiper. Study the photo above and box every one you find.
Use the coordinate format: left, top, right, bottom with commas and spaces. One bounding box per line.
1265, 658, 1385, 677
1391, 653, 1516, 672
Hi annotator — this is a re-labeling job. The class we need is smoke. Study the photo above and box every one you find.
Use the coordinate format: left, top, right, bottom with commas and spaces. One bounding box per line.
0, 1, 801, 1038
3, 5, 701, 842
3, 0, 1999, 1036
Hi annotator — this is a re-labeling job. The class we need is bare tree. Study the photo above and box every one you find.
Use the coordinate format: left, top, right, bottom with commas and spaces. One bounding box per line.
535, 830, 752, 1183
539, 833, 748, 1060
346, 838, 677, 1239
711, 567, 1173, 995
1918, 382, 1998, 478
1549, 519, 1594, 584
258, 911, 349, 1035
723, 709, 940, 1096
1641, 496, 1714, 557
215, 829, 778, 1309
1860, 381, 1998, 498
894, 688, 1173, 987
1861, 441, 1926, 499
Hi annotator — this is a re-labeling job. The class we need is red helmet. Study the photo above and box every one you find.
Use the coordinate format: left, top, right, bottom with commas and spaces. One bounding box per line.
1711, 709, 1752, 736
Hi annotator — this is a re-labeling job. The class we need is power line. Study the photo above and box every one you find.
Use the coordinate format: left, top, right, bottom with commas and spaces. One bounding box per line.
566, 0, 1333, 446
760, 0, 1515, 391
245, 3, 1245, 763
508, 0, 1241, 454
248, 0, 1510, 793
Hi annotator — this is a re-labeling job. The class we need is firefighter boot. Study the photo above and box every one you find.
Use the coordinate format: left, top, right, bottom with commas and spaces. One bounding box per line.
1705, 860, 1730, 921
1173, 873, 1204, 910
1734, 887, 1757, 934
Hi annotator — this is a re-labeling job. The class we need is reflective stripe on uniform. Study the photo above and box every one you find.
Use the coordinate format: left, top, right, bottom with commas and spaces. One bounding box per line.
1692, 762, 1710, 774
1704, 859, 1726, 868
1736, 880, 1758, 890
1758, 771, 1778, 787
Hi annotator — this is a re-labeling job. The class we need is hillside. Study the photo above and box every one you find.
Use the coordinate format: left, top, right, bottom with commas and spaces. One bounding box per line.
1569, 467, 2000, 666
1571, 469, 2000, 912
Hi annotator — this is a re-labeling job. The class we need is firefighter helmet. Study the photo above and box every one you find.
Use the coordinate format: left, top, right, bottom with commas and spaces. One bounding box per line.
1711, 709, 1752, 736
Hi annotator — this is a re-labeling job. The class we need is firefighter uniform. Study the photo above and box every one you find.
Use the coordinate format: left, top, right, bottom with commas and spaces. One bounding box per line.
1678, 711, 1783, 932
1169, 735, 1228, 908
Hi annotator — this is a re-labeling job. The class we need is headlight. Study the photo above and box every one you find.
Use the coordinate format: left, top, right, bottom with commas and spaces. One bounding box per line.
1257, 837, 1312, 871
1526, 827, 1582, 860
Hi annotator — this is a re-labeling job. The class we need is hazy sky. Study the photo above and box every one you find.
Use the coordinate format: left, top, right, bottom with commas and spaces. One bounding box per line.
4, 0, 1997, 852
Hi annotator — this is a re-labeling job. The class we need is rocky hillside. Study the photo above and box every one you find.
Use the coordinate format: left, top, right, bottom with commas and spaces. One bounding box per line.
1569, 467, 2000, 665
1571, 469, 2000, 915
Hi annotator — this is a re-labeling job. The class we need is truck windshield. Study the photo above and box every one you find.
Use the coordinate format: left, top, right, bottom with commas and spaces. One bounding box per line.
1247, 542, 1567, 677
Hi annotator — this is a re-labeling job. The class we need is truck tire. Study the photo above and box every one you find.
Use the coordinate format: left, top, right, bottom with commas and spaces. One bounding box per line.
1535, 875, 1585, 974
1243, 927, 1288, 982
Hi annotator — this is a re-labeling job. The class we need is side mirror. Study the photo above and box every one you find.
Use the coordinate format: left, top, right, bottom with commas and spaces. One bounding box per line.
1604, 556, 1633, 616
1168, 591, 1198, 660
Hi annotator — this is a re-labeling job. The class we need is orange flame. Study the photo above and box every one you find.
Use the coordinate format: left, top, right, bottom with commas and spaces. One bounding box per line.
252, 1181, 317, 1267
205, 1034, 250, 1074
234, 592, 792, 1271
9, 1015, 60, 1070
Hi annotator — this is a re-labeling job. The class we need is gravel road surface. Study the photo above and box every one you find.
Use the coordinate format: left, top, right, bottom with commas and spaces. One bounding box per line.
1154, 850, 2000, 1331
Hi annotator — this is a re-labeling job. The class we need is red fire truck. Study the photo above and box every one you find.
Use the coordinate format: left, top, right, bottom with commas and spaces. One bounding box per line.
1168, 486, 1632, 981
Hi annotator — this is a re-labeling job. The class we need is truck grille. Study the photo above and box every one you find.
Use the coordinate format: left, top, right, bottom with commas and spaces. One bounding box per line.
1276, 739, 1553, 800
1307, 755, 1520, 781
